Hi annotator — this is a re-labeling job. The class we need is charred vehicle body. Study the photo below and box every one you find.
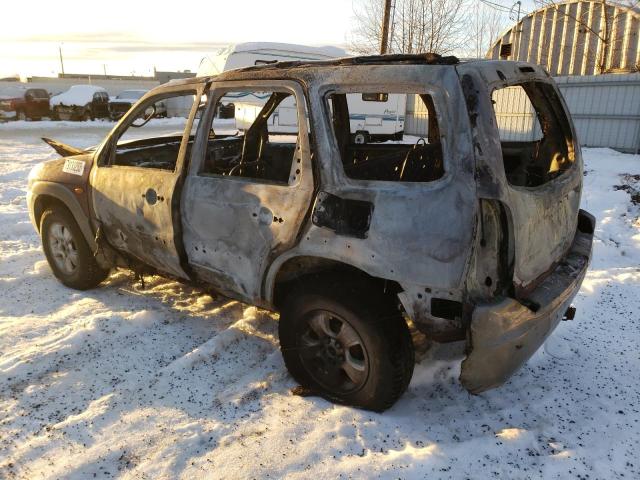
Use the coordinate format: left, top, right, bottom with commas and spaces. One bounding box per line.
27, 54, 594, 411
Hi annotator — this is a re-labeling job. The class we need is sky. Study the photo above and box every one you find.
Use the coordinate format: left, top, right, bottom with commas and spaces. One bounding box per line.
0, 0, 538, 79
0, 0, 355, 78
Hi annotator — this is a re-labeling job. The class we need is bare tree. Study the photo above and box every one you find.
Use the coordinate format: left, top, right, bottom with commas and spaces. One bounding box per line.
349, 0, 473, 55
467, 1, 508, 58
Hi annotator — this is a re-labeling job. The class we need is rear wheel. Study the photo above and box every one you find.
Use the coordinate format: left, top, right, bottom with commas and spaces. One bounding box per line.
279, 276, 414, 411
40, 207, 109, 290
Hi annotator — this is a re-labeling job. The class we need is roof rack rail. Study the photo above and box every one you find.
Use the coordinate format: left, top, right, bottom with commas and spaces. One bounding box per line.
231, 52, 460, 74
349, 53, 459, 65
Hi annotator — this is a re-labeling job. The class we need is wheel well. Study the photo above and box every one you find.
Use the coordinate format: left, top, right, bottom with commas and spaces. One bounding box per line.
271, 256, 402, 310
33, 194, 70, 232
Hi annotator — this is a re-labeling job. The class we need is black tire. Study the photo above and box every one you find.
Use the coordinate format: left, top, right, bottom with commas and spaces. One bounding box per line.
40, 207, 109, 290
353, 131, 369, 145
279, 276, 414, 411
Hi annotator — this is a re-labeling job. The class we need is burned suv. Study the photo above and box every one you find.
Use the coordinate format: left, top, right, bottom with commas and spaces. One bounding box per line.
27, 54, 594, 411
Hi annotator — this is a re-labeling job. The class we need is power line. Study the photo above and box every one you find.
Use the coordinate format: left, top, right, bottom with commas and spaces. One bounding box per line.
478, 0, 513, 12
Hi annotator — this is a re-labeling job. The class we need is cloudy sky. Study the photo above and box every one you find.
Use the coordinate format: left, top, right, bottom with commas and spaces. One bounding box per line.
1, 0, 536, 79
0, 0, 355, 78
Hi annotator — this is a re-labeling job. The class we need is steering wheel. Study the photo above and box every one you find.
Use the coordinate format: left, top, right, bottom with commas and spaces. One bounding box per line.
228, 128, 268, 177
399, 137, 427, 181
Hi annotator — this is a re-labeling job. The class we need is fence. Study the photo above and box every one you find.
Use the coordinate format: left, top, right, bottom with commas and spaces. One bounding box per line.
555, 74, 640, 153
404, 73, 640, 153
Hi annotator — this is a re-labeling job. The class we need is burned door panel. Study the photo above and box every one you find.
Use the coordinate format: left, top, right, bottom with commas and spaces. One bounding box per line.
90, 89, 201, 278
181, 81, 314, 303
296, 66, 477, 289
91, 169, 183, 272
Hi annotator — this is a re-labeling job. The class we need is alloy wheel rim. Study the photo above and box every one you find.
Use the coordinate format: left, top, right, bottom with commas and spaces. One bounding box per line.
298, 310, 369, 394
48, 221, 79, 275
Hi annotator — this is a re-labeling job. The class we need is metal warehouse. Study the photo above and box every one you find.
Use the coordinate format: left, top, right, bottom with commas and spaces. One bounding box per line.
487, 0, 640, 76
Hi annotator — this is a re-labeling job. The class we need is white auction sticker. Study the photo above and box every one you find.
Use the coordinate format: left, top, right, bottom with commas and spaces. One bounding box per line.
62, 158, 85, 176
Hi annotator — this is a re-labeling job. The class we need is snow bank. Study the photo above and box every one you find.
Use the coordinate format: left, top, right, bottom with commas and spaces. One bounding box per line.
0, 127, 639, 478
0, 119, 116, 130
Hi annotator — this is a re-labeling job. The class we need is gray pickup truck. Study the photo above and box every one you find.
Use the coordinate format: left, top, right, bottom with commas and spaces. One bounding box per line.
27, 54, 594, 411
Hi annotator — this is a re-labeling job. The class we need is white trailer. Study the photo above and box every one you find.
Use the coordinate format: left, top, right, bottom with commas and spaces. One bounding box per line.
198, 43, 406, 142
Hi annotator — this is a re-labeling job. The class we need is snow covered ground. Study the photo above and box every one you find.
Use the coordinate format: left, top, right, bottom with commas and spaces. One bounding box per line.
1, 122, 639, 479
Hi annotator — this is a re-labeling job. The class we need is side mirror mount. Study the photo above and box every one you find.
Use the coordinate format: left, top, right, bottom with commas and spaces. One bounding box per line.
131, 104, 157, 128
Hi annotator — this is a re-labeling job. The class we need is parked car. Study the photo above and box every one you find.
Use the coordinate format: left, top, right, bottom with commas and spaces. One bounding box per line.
50, 85, 110, 121
26, 54, 595, 411
0, 86, 50, 120
109, 89, 147, 120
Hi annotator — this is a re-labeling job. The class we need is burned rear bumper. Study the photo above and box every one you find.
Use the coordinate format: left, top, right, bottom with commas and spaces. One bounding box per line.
460, 209, 595, 394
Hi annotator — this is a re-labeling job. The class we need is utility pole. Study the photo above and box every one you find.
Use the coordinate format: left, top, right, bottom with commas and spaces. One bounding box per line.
380, 0, 393, 54
58, 45, 65, 77
103, 64, 107, 77
516, 1, 521, 22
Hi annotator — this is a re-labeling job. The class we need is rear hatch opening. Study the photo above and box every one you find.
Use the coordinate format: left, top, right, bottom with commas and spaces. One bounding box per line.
491, 78, 582, 291
492, 81, 575, 188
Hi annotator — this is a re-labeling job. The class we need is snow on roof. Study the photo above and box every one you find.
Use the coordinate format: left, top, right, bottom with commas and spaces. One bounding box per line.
230, 42, 346, 58
50, 85, 107, 106
198, 42, 348, 76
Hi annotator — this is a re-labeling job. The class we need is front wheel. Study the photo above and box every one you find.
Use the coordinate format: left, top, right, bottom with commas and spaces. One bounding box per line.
279, 277, 414, 411
40, 207, 109, 290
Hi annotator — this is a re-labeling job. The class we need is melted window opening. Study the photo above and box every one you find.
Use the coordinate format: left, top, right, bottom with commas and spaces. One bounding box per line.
200, 89, 301, 185
492, 82, 574, 187
327, 92, 444, 183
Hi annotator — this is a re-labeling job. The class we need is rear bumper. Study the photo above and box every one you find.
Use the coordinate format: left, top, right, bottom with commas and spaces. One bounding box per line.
460, 209, 595, 393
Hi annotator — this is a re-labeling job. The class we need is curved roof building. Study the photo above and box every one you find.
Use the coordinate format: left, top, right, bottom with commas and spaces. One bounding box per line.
487, 1, 640, 75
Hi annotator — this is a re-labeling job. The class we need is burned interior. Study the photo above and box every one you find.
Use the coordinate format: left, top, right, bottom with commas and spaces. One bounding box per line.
327, 91, 444, 182
492, 80, 575, 187
102, 92, 199, 171
201, 89, 300, 184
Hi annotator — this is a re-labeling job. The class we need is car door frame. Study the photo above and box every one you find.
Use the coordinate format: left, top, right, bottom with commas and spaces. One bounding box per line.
182, 79, 315, 305
89, 82, 205, 278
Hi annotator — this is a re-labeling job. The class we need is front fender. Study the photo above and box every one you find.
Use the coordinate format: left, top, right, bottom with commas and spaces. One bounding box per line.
28, 180, 96, 251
